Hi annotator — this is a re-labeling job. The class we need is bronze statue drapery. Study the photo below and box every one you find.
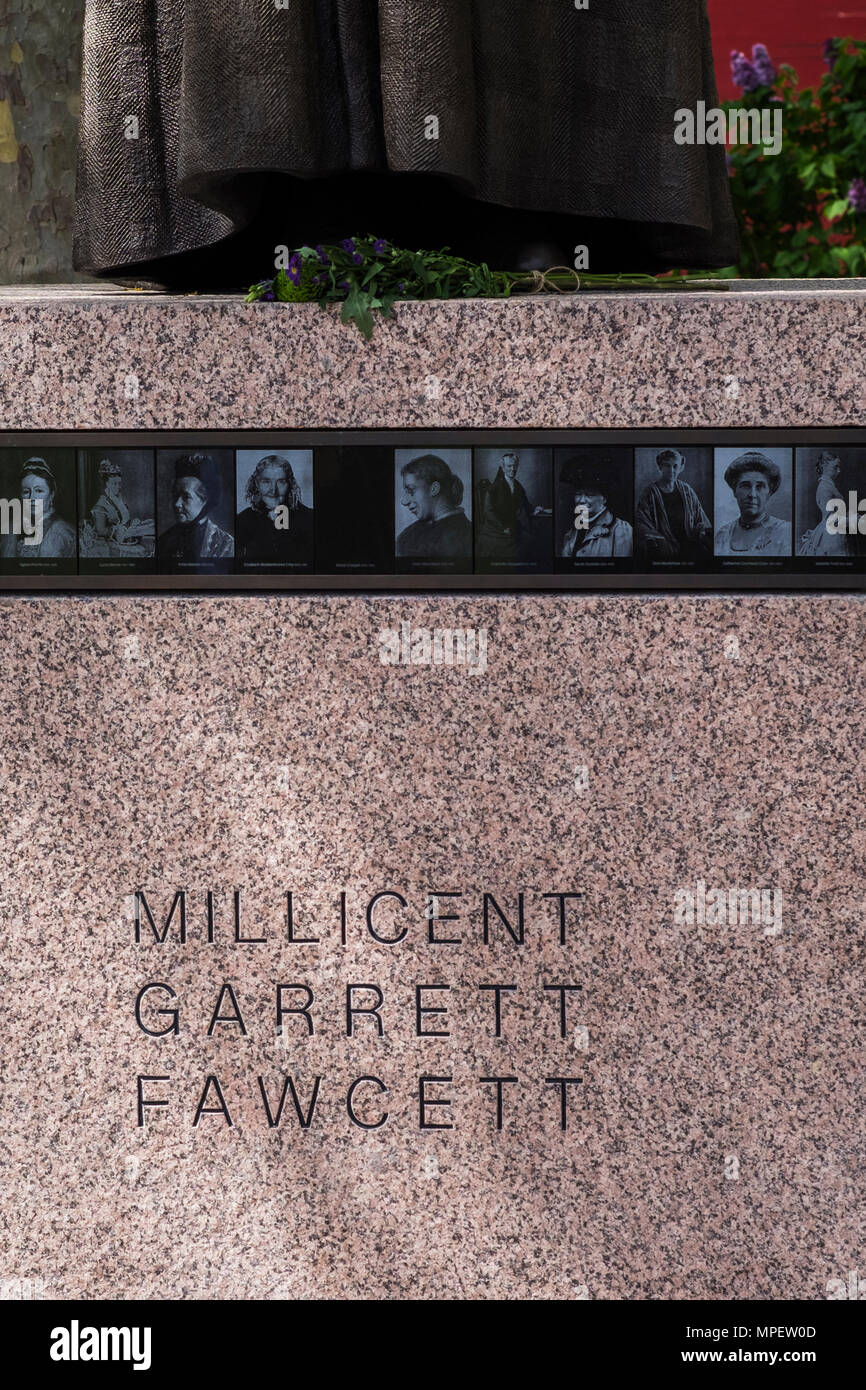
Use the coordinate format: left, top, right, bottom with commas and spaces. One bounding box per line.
74, 1, 739, 281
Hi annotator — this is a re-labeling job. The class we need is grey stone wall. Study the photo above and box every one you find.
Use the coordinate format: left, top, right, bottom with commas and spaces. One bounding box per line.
0, 2, 88, 282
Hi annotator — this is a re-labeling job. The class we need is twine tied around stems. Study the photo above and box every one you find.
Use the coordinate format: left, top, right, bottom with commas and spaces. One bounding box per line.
519, 266, 582, 294
512, 268, 675, 295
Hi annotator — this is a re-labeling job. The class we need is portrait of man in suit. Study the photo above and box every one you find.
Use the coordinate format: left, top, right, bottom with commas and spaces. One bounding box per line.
475, 448, 553, 572
477, 452, 537, 559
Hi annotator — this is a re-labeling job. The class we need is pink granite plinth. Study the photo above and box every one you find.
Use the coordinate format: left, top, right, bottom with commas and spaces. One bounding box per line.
0, 594, 863, 1300
1, 285, 866, 430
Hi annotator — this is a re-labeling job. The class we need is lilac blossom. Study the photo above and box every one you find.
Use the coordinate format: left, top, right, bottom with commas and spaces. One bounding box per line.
751, 44, 776, 87
848, 178, 866, 213
730, 49, 760, 92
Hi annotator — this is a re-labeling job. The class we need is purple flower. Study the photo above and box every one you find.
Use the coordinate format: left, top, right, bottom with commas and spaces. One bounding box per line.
848, 177, 866, 213
341, 238, 356, 254
338, 279, 350, 290
352, 252, 363, 265
315, 244, 329, 264
397, 282, 406, 293
751, 43, 776, 86
264, 292, 276, 301
725, 151, 734, 173
373, 238, 387, 255
287, 252, 303, 286
730, 49, 760, 93
312, 276, 320, 285
823, 38, 839, 70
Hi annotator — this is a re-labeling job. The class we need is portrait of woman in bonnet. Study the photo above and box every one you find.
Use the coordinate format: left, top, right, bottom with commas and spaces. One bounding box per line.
158, 452, 234, 567
714, 451, 792, 558
558, 456, 633, 561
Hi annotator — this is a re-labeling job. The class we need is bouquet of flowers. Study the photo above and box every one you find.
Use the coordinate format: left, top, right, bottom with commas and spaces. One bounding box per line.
245, 236, 662, 339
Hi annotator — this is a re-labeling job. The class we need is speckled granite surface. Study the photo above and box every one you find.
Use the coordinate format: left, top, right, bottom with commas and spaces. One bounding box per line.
1, 289, 863, 1299
1, 285, 865, 430
1, 593, 863, 1300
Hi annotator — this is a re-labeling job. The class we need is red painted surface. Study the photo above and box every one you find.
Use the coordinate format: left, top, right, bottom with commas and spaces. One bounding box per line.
707, 1, 866, 98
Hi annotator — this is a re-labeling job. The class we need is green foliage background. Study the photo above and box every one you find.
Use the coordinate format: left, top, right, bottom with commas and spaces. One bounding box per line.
723, 38, 866, 277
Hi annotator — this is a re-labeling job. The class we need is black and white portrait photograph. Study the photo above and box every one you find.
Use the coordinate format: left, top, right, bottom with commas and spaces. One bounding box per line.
77, 449, 156, 573
315, 448, 395, 574
156, 449, 235, 573
395, 449, 473, 574
474, 447, 553, 573
634, 446, 713, 568
236, 449, 314, 572
795, 447, 866, 565
0, 448, 77, 574
554, 449, 634, 571
713, 447, 793, 561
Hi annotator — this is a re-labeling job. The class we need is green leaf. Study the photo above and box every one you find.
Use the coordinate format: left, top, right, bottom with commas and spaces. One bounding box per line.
338, 283, 374, 339
823, 199, 850, 220
273, 269, 293, 302
833, 243, 866, 268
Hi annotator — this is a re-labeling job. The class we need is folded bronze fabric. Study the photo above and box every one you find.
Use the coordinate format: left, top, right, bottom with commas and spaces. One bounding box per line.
74, 0, 739, 278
